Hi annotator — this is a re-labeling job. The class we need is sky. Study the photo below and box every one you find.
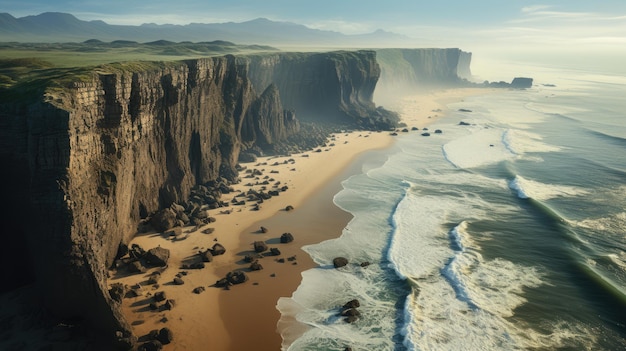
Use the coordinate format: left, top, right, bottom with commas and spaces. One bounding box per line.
3, 1, 626, 72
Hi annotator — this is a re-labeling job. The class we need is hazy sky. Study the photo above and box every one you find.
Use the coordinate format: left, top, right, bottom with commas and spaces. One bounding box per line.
4, 1, 626, 70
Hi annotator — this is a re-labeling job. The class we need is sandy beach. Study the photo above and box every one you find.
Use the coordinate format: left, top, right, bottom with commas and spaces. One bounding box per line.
111, 88, 494, 350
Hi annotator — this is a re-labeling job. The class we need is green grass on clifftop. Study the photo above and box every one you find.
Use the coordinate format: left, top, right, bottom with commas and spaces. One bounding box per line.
0, 40, 279, 104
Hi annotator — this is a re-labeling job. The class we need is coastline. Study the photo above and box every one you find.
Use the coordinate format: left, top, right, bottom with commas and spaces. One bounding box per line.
111, 87, 496, 350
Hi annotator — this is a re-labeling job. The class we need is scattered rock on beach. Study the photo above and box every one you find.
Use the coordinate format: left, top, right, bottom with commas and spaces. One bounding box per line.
270, 248, 281, 256
157, 327, 174, 345
254, 241, 268, 253
260, 226, 269, 233
151, 208, 178, 232
193, 286, 205, 294
154, 291, 166, 302
226, 271, 248, 285
210, 243, 226, 256
280, 232, 294, 243
173, 277, 185, 285
250, 260, 264, 271
140, 339, 163, 351
199, 249, 213, 262
285, 205, 294, 211
333, 257, 349, 268
145, 247, 170, 267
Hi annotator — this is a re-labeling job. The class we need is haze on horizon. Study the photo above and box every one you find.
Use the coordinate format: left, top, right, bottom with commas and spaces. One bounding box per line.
4, 1, 626, 75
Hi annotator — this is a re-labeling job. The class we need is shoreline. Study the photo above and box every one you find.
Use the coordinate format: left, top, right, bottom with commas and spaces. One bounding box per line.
111, 87, 496, 350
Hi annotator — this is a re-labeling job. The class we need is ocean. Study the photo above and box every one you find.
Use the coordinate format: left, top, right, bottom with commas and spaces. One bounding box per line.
277, 63, 626, 350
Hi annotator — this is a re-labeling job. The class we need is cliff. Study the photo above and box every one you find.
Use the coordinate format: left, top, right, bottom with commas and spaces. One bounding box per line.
244, 51, 399, 129
374, 48, 472, 103
0, 50, 396, 347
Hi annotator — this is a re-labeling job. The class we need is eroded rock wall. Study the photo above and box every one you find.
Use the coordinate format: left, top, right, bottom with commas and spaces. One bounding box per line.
374, 48, 473, 103
0, 50, 394, 345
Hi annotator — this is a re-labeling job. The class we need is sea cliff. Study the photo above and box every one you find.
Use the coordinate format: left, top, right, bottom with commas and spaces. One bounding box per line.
0, 48, 473, 347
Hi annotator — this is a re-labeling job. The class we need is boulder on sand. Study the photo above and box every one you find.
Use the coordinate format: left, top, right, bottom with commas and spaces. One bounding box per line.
253, 241, 268, 253
145, 247, 170, 267
150, 208, 177, 232
210, 243, 226, 256
280, 232, 294, 243
226, 271, 248, 285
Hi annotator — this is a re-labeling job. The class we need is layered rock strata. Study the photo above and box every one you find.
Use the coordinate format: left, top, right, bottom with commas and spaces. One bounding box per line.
0, 50, 397, 346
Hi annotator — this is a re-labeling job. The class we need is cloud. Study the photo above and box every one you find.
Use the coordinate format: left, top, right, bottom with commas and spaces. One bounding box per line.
521, 5, 553, 13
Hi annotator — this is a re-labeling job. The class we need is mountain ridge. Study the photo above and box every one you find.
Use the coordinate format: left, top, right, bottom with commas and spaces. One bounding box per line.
0, 12, 410, 46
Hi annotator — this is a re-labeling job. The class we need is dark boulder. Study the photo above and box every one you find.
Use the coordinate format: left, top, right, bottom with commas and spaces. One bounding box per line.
173, 277, 184, 285
200, 249, 213, 262
250, 261, 263, 271
254, 241, 268, 253
421, 132, 430, 137
333, 257, 349, 268
145, 247, 170, 267
150, 208, 177, 232
226, 271, 248, 285
210, 243, 226, 256
434, 129, 443, 134
140, 340, 163, 351
193, 286, 205, 294
285, 205, 294, 211
260, 226, 268, 233
163, 299, 175, 311
459, 121, 471, 126
129, 244, 146, 260
280, 233, 294, 243
341, 308, 361, 317
343, 299, 360, 309
154, 291, 166, 302
239, 152, 257, 163
156, 327, 173, 345
269, 248, 281, 256
215, 278, 231, 288
360, 261, 371, 268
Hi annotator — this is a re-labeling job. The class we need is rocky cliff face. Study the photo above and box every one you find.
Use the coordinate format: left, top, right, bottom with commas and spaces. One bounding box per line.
374, 48, 472, 103
0, 50, 395, 346
244, 50, 399, 129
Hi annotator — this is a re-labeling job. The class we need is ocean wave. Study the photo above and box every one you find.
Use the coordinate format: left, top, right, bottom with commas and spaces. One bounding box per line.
508, 175, 589, 200
502, 129, 561, 155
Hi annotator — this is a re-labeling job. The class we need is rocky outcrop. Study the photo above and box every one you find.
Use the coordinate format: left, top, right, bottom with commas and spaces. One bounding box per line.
0, 50, 396, 346
245, 51, 399, 129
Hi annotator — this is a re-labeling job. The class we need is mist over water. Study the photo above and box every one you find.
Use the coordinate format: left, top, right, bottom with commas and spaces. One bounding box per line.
278, 62, 626, 350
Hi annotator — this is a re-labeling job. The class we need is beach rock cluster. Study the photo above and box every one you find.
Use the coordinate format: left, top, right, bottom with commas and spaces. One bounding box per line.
340, 299, 362, 323
138, 327, 173, 350
114, 244, 170, 275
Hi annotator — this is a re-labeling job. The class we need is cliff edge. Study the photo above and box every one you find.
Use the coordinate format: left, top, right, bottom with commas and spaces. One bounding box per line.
0, 50, 397, 347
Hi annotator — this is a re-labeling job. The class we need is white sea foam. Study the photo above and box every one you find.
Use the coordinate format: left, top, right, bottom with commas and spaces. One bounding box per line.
509, 175, 589, 200
502, 129, 561, 154
401, 221, 595, 351
570, 212, 626, 232
442, 127, 515, 169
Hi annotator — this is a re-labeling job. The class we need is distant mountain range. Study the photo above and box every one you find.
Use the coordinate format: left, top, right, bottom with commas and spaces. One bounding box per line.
0, 12, 412, 47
